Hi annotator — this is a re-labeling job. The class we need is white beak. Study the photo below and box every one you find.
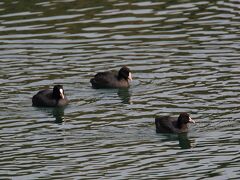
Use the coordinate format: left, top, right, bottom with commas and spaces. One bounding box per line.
59, 89, 64, 99
128, 72, 132, 81
189, 117, 195, 124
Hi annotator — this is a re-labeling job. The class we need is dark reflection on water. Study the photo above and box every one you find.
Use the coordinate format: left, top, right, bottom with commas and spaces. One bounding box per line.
158, 133, 195, 149
33, 106, 66, 124
52, 107, 65, 124
0, 0, 240, 179
178, 133, 195, 149
118, 88, 132, 104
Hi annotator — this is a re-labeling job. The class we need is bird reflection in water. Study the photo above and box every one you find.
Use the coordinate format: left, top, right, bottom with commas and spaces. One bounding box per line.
160, 133, 196, 149
35, 106, 66, 124
117, 88, 132, 104
52, 107, 65, 124
177, 133, 195, 149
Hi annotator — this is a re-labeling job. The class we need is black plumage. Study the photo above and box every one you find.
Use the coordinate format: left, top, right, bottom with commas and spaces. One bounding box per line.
155, 113, 195, 133
32, 85, 69, 107
90, 66, 132, 89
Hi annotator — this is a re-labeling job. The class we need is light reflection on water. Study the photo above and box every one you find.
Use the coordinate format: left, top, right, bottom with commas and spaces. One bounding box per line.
0, 0, 240, 179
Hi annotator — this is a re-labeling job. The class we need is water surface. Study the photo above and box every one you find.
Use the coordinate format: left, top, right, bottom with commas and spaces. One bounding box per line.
0, 0, 240, 179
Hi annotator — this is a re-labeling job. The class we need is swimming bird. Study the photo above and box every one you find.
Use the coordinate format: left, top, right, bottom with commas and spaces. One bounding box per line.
32, 85, 69, 107
155, 112, 195, 133
90, 66, 132, 89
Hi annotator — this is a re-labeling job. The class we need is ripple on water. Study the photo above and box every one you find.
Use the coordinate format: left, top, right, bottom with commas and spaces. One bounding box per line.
0, 0, 240, 179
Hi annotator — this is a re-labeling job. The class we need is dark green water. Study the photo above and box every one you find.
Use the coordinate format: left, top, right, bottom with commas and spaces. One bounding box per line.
0, 0, 239, 179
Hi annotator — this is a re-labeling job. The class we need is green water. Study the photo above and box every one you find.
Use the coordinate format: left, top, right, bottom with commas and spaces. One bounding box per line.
0, 0, 239, 179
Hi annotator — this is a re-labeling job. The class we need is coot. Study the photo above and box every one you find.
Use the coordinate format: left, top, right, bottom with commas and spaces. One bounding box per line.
155, 112, 195, 133
32, 85, 69, 107
90, 66, 132, 89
